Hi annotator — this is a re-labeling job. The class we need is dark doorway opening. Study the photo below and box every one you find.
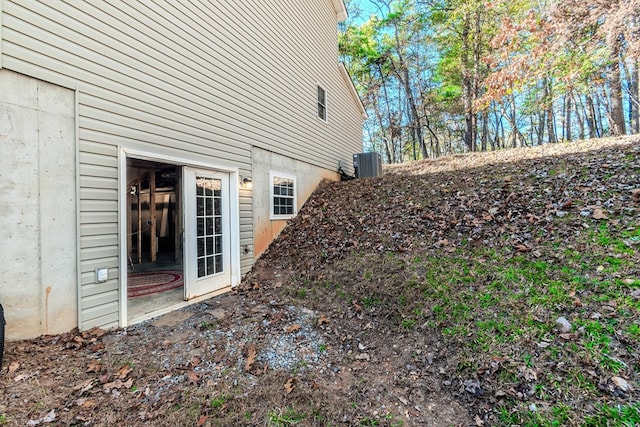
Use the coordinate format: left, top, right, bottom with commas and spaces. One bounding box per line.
126, 158, 184, 319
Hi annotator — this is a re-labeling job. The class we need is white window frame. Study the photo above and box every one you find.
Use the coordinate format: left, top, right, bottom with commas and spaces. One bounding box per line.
270, 171, 297, 220
317, 84, 328, 123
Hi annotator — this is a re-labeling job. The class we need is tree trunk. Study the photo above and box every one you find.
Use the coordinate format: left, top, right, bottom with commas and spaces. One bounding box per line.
376, 63, 398, 163
574, 93, 585, 140
629, 60, 640, 134
585, 95, 598, 138
608, 39, 626, 136
491, 110, 499, 150
564, 93, 572, 141
372, 95, 394, 164
510, 97, 518, 148
423, 113, 440, 158
461, 13, 476, 152
537, 110, 546, 146
480, 110, 488, 151
544, 79, 556, 143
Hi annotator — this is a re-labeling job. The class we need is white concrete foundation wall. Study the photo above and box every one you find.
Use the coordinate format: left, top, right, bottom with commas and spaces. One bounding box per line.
252, 147, 339, 257
0, 70, 77, 340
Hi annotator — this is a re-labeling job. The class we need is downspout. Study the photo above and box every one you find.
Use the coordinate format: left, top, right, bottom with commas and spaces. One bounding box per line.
74, 87, 82, 332
1, 303, 5, 368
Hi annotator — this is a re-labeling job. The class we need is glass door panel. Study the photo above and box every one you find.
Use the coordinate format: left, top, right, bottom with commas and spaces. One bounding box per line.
184, 168, 230, 299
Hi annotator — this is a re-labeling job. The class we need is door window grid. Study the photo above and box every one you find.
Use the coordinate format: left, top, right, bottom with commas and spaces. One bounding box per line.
196, 177, 223, 278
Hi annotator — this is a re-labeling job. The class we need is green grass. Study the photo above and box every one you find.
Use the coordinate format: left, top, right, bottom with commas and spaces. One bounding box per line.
400, 318, 416, 330
322, 224, 638, 420
584, 403, 640, 426
210, 392, 228, 409
497, 403, 573, 426
267, 407, 307, 426
199, 321, 217, 330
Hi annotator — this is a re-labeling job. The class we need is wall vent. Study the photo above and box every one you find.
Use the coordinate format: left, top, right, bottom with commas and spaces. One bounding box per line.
353, 152, 383, 178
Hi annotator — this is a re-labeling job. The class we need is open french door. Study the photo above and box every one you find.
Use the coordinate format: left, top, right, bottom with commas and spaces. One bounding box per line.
183, 167, 231, 299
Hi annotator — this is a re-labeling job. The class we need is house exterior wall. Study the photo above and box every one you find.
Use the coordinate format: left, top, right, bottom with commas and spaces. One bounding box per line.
0, 69, 77, 339
252, 147, 338, 258
0, 0, 363, 338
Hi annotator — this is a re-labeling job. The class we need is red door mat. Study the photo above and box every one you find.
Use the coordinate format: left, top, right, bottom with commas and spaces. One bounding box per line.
127, 271, 183, 298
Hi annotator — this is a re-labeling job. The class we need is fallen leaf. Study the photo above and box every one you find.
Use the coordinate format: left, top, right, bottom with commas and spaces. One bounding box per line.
611, 376, 632, 392
42, 409, 56, 422
89, 343, 105, 352
74, 379, 97, 394
197, 415, 208, 426
560, 199, 573, 209
187, 371, 200, 386
270, 312, 284, 324
86, 360, 102, 373
103, 378, 133, 392
27, 409, 56, 425
284, 324, 301, 334
284, 378, 296, 394
87, 327, 107, 338
103, 381, 118, 391
76, 398, 97, 409
213, 351, 226, 364
245, 344, 257, 371
117, 365, 133, 379
8, 361, 20, 373
317, 315, 330, 325
593, 208, 608, 220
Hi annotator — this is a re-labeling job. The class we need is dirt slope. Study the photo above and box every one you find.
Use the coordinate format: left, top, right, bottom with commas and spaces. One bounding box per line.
1, 136, 639, 426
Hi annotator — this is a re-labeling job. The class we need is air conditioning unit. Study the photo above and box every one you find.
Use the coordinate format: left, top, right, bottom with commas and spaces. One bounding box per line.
353, 152, 383, 178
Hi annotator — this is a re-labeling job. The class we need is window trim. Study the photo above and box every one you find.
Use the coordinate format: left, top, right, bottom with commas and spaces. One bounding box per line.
317, 84, 328, 123
269, 171, 297, 220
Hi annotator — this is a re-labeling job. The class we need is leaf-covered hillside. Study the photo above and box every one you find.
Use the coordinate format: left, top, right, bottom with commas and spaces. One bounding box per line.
247, 136, 640, 426
2, 137, 638, 426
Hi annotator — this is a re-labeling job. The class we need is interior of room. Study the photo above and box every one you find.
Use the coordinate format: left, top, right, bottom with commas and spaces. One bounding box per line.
126, 159, 184, 320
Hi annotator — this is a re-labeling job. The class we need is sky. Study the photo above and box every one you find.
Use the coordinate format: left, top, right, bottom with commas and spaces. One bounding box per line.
347, 0, 379, 24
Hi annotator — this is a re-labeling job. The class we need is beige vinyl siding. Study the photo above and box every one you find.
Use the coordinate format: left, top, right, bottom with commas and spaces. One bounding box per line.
3, 1, 361, 167
2, 0, 362, 330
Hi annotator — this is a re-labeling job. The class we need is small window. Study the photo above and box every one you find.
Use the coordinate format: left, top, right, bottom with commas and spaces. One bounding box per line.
270, 172, 297, 219
317, 85, 327, 122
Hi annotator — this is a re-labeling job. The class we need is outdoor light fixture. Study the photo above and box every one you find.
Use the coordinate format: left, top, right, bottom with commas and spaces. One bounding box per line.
241, 176, 253, 190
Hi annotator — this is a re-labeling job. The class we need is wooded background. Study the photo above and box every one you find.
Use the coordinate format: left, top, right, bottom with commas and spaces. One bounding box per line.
340, 0, 640, 162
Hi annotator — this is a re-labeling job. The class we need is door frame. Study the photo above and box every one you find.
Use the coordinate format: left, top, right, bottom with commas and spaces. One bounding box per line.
118, 148, 241, 327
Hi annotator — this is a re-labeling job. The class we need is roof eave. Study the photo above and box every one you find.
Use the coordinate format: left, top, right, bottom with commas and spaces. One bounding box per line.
332, 0, 348, 22
339, 63, 368, 120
